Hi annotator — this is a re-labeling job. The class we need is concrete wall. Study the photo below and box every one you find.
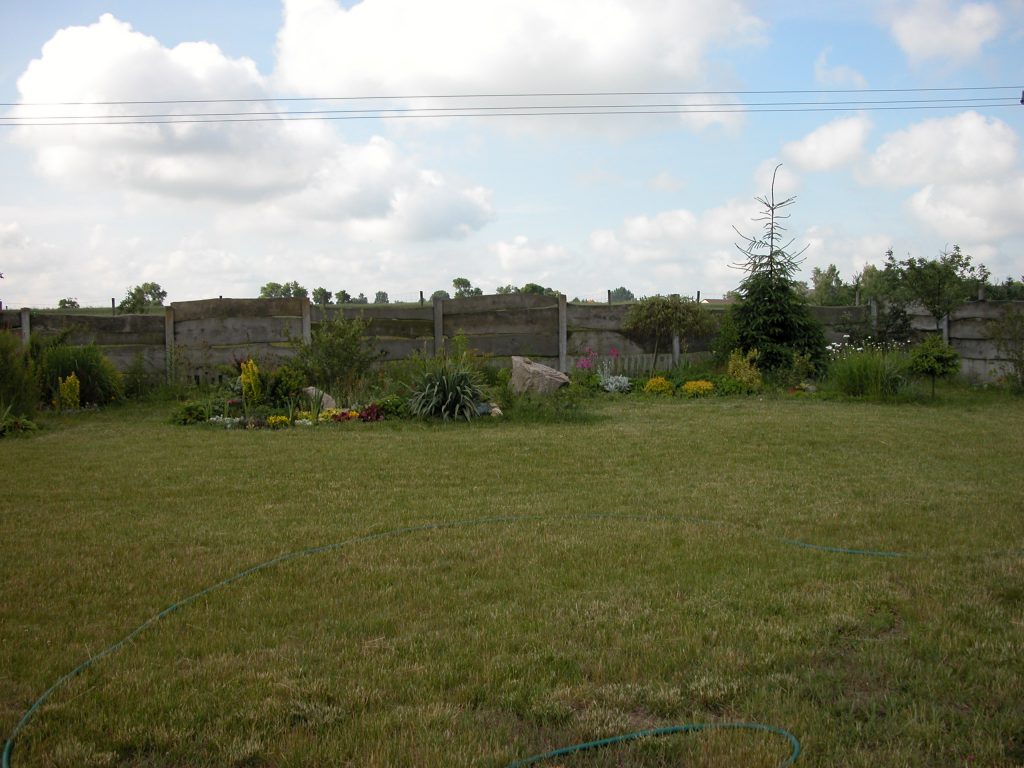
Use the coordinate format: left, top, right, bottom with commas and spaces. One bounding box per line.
8, 296, 1021, 383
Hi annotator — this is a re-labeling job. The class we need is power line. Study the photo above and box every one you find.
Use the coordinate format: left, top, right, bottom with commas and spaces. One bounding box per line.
0, 96, 1015, 122
0, 84, 1017, 108
0, 102, 1018, 127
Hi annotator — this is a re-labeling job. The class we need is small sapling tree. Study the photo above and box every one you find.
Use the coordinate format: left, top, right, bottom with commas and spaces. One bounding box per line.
624, 294, 709, 376
909, 334, 960, 397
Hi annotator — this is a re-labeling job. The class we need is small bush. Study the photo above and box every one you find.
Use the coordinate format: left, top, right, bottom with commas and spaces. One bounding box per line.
374, 394, 410, 419
171, 400, 207, 425
0, 332, 39, 418
682, 379, 715, 398
597, 360, 631, 393
58, 373, 81, 411
909, 335, 960, 397
291, 313, 381, 399
643, 376, 674, 396
727, 349, 763, 392
123, 352, 159, 399
0, 403, 38, 437
38, 344, 123, 406
711, 376, 747, 396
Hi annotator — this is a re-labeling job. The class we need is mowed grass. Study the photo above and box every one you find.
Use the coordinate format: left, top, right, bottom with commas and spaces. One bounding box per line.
2, 395, 1023, 767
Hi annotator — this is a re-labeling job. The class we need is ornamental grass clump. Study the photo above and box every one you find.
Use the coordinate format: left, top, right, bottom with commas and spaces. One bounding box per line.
825, 338, 910, 399
408, 354, 483, 421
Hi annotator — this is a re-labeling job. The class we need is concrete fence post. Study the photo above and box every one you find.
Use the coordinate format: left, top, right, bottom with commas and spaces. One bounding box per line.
558, 294, 568, 372
301, 299, 312, 345
433, 296, 444, 355
164, 306, 175, 383
942, 313, 950, 344
20, 307, 30, 349
672, 335, 680, 367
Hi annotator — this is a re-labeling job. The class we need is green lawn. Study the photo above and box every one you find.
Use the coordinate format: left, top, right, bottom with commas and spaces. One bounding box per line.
2, 395, 1023, 767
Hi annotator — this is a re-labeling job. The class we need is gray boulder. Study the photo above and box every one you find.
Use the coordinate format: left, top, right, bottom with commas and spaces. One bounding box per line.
302, 386, 337, 409
509, 356, 569, 395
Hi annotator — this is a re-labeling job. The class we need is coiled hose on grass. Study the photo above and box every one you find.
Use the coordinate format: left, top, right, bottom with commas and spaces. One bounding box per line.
3, 511, 908, 767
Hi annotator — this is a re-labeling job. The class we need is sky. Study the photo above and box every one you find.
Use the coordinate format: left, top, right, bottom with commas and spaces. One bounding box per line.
0, 0, 1022, 308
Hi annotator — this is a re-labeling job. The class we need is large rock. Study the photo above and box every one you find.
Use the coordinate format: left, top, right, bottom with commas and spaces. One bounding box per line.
302, 386, 337, 409
509, 356, 570, 395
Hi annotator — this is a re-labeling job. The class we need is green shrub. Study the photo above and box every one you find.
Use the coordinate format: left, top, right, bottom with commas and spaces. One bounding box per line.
826, 344, 909, 399
122, 352, 159, 399
58, 373, 81, 411
171, 400, 207, 425
374, 394, 410, 419
909, 335, 960, 398
0, 332, 39, 417
38, 344, 123, 406
0, 402, 38, 437
727, 349, 763, 392
681, 379, 715, 398
711, 375, 747, 396
291, 313, 381, 399
643, 376, 674, 396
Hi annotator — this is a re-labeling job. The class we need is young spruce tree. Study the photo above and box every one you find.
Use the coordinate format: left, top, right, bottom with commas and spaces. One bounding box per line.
728, 165, 825, 372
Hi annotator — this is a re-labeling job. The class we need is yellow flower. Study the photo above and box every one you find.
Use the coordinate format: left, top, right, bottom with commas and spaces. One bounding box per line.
682, 379, 714, 398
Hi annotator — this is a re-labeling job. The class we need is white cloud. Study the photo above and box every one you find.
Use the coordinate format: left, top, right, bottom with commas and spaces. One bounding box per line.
814, 48, 868, 89
910, 178, 1024, 241
273, 0, 766, 133
783, 115, 872, 172
863, 111, 1018, 187
490, 236, 570, 274
0, 222, 32, 250
649, 171, 684, 193
753, 159, 801, 198
800, 226, 892, 282
9, 14, 493, 242
888, 0, 1002, 64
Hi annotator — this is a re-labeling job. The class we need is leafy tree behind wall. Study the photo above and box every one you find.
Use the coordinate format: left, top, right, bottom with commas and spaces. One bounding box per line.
311, 287, 332, 307
882, 245, 985, 332
373, 291, 389, 304
118, 282, 167, 314
260, 281, 308, 299
807, 264, 855, 306
608, 286, 636, 302
452, 277, 483, 298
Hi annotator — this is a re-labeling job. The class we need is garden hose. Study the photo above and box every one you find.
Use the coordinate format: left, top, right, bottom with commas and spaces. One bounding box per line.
2, 511, 909, 767
506, 722, 801, 767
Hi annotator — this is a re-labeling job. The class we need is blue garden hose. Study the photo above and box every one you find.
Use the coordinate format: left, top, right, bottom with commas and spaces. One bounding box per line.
3, 511, 908, 767
507, 722, 801, 767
